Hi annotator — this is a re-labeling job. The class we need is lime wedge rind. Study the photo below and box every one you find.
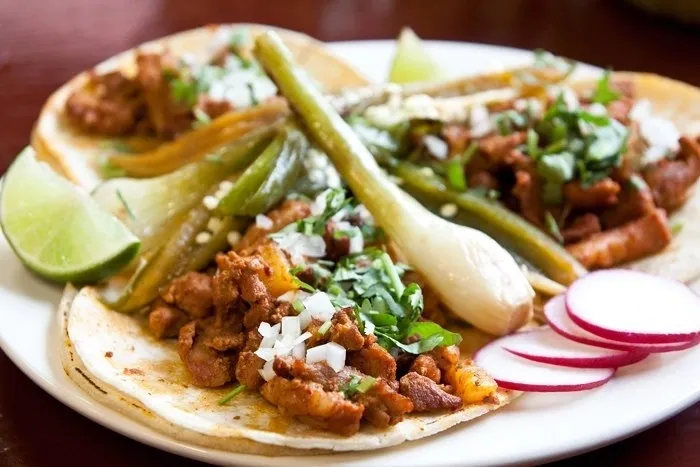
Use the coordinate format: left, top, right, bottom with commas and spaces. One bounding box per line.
388, 27, 447, 84
0, 148, 140, 283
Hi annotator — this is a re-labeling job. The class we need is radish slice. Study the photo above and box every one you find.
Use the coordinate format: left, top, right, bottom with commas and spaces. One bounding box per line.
501, 327, 647, 368
567, 270, 700, 344
474, 339, 615, 392
545, 295, 700, 353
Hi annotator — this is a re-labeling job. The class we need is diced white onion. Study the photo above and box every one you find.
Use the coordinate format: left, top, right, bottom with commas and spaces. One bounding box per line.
259, 334, 277, 349
281, 316, 301, 339
310, 190, 328, 215
298, 309, 312, 330
363, 320, 376, 336
295, 331, 312, 345
259, 360, 276, 381
273, 232, 326, 261
349, 233, 364, 254
277, 291, 296, 303
292, 342, 306, 360
423, 135, 449, 160
306, 342, 346, 372
255, 214, 274, 230
258, 322, 278, 338
254, 347, 277, 362
303, 292, 336, 322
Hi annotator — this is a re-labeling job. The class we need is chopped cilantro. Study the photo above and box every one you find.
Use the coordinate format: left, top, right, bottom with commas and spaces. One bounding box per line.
292, 298, 305, 313
170, 78, 198, 106
193, 108, 212, 128
340, 376, 376, 398
462, 141, 479, 165
100, 160, 127, 179
116, 189, 136, 220
218, 384, 246, 405
247, 82, 259, 106
537, 152, 576, 183
526, 128, 540, 159
592, 70, 621, 105
317, 320, 332, 336
671, 221, 683, 236
445, 158, 467, 191
545, 211, 564, 243
292, 277, 316, 293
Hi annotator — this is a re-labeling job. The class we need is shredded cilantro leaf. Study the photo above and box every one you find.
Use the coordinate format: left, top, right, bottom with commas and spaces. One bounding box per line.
218, 384, 246, 405
545, 211, 564, 243
592, 70, 621, 105
445, 158, 467, 191
116, 189, 136, 220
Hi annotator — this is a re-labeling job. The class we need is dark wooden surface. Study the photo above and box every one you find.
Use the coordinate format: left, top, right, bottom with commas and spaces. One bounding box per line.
1, 0, 700, 465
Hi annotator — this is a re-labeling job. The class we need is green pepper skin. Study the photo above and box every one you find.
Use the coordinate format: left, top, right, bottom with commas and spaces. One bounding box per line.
237, 125, 308, 216
393, 161, 586, 285
216, 124, 307, 216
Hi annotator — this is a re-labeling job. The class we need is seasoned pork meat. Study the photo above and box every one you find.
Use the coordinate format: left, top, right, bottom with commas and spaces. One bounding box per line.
563, 178, 621, 209
347, 342, 397, 382
148, 299, 189, 338
399, 372, 462, 412
65, 71, 145, 136
644, 136, 700, 212
566, 208, 672, 269
409, 354, 441, 384
561, 213, 602, 244
261, 377, 364, 436
135, 52, 192, 138
162, 271, 213, 318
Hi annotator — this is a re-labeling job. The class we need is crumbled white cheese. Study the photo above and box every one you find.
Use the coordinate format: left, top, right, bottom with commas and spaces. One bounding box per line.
195, 231, 212, 245
439, 203, 458, 218
629, 99, 681, 165
207, 217, 224, 233
202, 195, 219, 211
226, 231, 241, 247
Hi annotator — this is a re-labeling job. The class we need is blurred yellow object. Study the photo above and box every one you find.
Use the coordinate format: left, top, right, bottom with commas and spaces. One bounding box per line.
446, 362, 499, 404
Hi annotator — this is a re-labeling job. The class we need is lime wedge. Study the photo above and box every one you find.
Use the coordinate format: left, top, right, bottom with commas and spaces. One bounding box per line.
1, 148, 140, 283
388, 27, 447, 84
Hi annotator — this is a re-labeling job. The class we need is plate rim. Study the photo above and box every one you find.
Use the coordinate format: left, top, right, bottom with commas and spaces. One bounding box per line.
1, 38, 698, 467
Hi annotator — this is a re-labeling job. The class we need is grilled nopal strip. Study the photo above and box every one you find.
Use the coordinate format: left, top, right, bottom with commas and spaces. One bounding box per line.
255, 31, 534, 336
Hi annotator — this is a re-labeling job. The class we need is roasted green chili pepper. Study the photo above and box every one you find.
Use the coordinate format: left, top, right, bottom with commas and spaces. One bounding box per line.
215, 123, 307, 216
392, 161, 586, 285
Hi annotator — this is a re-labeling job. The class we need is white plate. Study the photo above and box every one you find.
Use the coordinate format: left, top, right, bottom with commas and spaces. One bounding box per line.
2, 40, 700, 467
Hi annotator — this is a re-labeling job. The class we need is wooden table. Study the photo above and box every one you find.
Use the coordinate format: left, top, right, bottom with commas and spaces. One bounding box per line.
1, 0, 700, 465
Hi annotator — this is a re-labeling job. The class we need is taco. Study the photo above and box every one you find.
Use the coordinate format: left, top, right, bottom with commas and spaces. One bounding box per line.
32, 24, 368, 190
349, 70, 700, 284
60, 189, 519, 454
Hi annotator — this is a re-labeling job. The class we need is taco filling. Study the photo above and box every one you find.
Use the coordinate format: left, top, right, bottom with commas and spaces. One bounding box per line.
354, 72, 700, 270
64, 28, 277, 139
146, 189, 497, 436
